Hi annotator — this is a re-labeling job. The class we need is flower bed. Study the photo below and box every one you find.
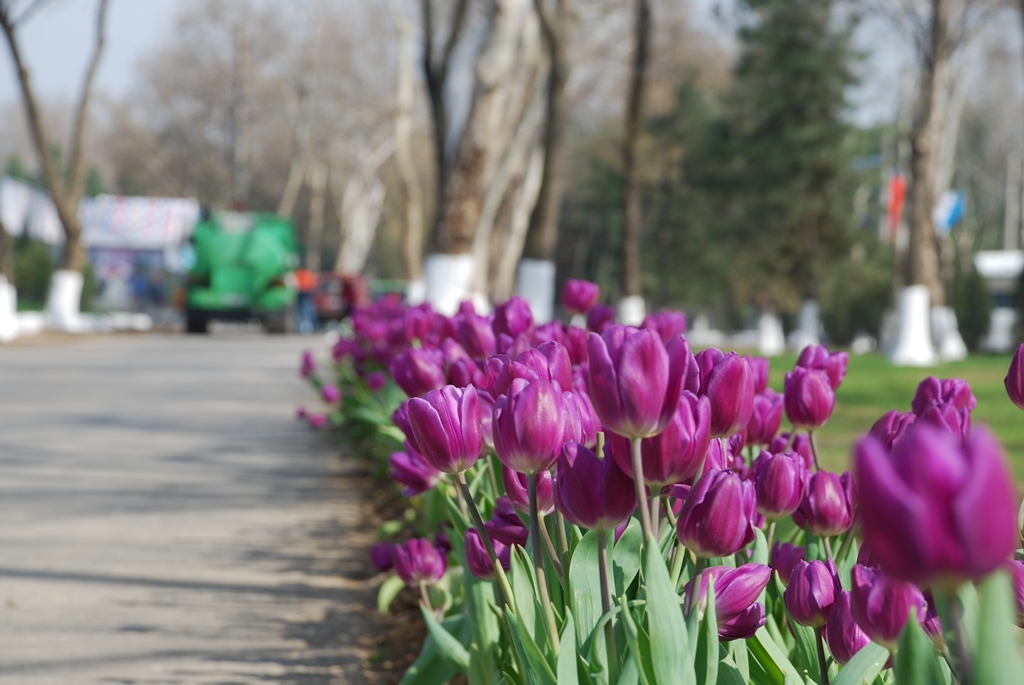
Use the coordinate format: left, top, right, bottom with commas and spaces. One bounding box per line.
299, 283, 1024, 685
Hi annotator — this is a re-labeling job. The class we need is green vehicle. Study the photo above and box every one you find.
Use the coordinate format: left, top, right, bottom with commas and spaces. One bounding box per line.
184, 212, 300, 334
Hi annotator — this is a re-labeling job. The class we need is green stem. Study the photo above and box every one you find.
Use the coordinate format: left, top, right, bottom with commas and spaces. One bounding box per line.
662, 495, 677, 529
419, 581, 434, 613
555, 505, 570, 597
766, 520, 777, 554
670, 536, 687, 590
935, 590, 970, 682
815, 630, 831, 685
630, 436, 653, 542
808, 430, 822, 472
650, 493, 661, 541
538, 513, 564, 579
685, 556, 706, 619
486, 453, 500, 499
530, 473, 561, 652
597, 530, 620, 685
457, 472, 516, 614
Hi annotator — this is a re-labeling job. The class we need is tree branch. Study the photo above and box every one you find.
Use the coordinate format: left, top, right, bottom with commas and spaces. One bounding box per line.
67, 0, 111, 206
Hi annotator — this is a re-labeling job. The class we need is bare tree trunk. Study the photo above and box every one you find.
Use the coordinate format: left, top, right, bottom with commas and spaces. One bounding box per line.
277, 2, 321, 218
906, 0, 951, 308
522, 0, 571, 262
494, 150, 546, 300
621, 0, 651, 301
332, 141, 392, 276
391, 0, 425, 284
230, 23, 250, 210
0, 0, 110, 273
305, 160, 327, 271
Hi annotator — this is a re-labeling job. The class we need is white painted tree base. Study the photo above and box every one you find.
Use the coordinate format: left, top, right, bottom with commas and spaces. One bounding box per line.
931, 306, 968, 361
424, 254, 475, 316
616, 295, 645, 326
758, 311, 785, 356
0, 276, 18, 343
406, 279, 426, 306
45, 270, 85, 332
515, 258, 556, 324
889, 286, 938, 366
790, 299, 821, 352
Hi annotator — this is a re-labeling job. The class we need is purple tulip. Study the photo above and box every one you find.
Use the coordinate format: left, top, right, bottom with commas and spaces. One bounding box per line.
390, 347, 446, 398
685, 564, 772, 640
321, 383, 341, 404
392, 401, 416, 445
850, 564, 927, 650
563, 279, 600, 315
484, 496, 530, 547
745, 390, 784, 446
796, 345, 848, 390
770, 542, 805, 585
407, 385, 483, 474
792, 470, 856, 537
770, 432, 814, 471
554, 442, 636, 532
912, 376, 976, 417
917, 401, 970, 443
694, 348, 725, 390
698, 352, 755, 438
1006, 344, 1024, 410
366, 370, 388, 392
308, 413, 326, 428
855, 424, 1018, 587
868, 410, 916, 454
403, 302, 437, 343
702, 434, 745, 478
300, 350, 316, 378
493, 379, 575, 474
641, 310, 687, 342
1005, 560, 1024, 628
465, 528, 511, 580
745, 356, 771, 395
370, 542, 396, 572
393, 538, 447, 587
606, 391, 711, 490
677, 469, 757, 558
587, 326, 692, 439
784, 367, 835, 431
586, 305, 616, 334
493, 296, 535, 339
389, 446, 443, 497
566, 389, 600, 449
825, 591, 872, 665
454, 311, 497, 359
487, 343, 572, 397
564, 325, 589, 365
784, 559, 839, 628
502, 466, 554, 515
751, 450, 807, 519
434, 529, 452, 555
296, 406, 308, 420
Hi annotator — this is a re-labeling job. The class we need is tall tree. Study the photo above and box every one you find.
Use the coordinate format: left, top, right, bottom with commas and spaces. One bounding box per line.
0, 0, 111, 275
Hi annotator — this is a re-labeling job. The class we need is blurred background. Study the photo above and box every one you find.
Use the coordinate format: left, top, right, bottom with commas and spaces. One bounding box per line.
0, 0, 1022, 356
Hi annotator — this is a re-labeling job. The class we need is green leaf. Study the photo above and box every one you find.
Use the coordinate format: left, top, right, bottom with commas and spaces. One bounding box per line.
619, 597, 654, 685
695, 575, 719, 685
643, 535, 695, 685
774, 573, 818, 676
463, 552, 501, 684
894, 615, 944, 685
751, 527, 769, 567
420, 605, 470, 672
613, 519, 643, 595
749, 627, 801, 685
830, 642, 889, 685
570, 530, 604, 648
377, 574, 406, 614
558, 611, 580, 683
510, 546, 541, 643
719, 654, 750, 685
505, 608, 558, 685
729, 637, 750, 682
972, 570, 1024, 685
399, 615, 467, 685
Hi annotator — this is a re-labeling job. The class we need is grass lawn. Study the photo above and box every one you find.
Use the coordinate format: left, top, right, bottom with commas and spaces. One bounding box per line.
763, 352, 1024, 480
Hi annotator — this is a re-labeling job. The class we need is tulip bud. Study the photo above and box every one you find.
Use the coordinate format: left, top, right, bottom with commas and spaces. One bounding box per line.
484, 496, 529, 547
586, 305, 616, 334
751, 450, 807, 519
684, 564, 772, 641
770, 542, 805, 585
699, 352, 755, 438
586, 327, 692, 438
389, 445, 443, 497
917, 401, 970, 443
554, 442, 636, 532
562, 279, 600, 315
745, 355, 771, 395
300, 350, 316, 378
868, 410, 916, 454
641, 309, 687, 342
677, 469, 757, 558
408, 385, 483, 474
606, 392, 711, 490
1006, 344, 1024, 410
855, 425, 1018, 587
454, 311, 497, 359
912, 376, 976, 417
792, 470, 856, 537
465, 528, 510, 580
746, 390, 784, 446
493, 296, 535, 339
390, 347, 446, 398
308, 413, 326, 428
393, 538, 447, 587
366, 370, 388, 392
1005, 560, 1024, 628
370, 543, 396, 572
796, 344, 848, 390
493, 379, 574, 474
784, 367, 835, 430
850, 564, 926, 650
824, 591, 871, 665
321, 383, 340, 404
502, 466, 553, 516
784, 559, 839, 628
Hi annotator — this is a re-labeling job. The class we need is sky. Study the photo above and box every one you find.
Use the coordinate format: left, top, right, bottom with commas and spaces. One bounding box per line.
0, 0, 179, 104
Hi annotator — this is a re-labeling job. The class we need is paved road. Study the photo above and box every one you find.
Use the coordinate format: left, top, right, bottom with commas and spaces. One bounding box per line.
0, 333, 376, 684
